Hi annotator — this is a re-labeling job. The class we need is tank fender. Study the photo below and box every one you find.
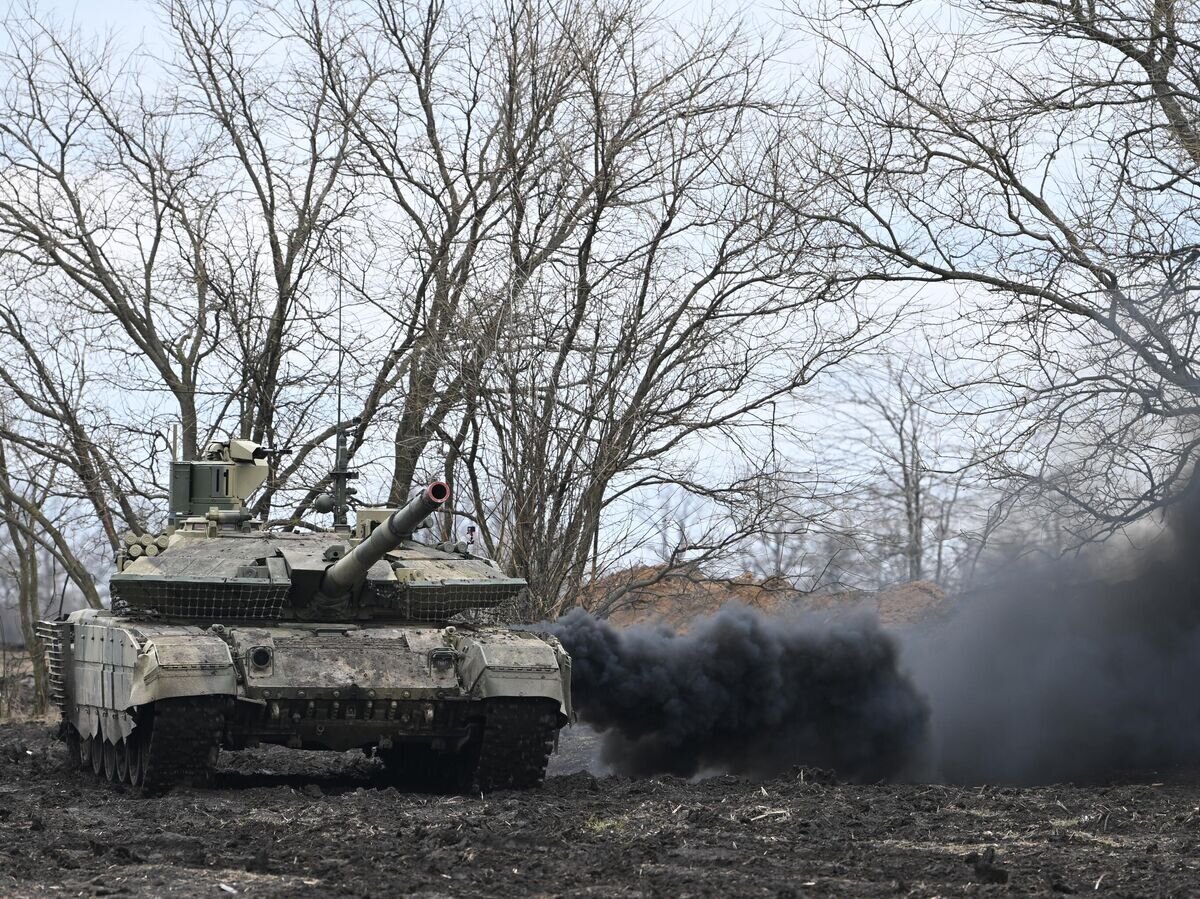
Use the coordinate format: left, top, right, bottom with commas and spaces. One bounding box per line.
454, 631, 570, 718
128, 635, 237, 707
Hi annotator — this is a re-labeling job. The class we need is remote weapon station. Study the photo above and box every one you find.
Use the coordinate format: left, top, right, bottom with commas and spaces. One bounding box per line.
38, 428, 571, 793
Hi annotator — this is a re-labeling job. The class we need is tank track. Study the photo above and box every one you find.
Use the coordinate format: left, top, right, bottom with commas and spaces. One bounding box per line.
67, 697, 228, 795
379, 698, 560, 793
471, 698, 560, 792
68, 697, 557, 794
140, 697, 230, 794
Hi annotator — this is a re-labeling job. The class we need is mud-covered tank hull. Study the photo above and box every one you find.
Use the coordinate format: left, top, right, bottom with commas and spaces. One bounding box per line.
39, 609, 570, 793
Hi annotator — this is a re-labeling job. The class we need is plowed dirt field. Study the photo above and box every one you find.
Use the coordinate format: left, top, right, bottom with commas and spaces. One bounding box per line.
2, 722, 1199, 897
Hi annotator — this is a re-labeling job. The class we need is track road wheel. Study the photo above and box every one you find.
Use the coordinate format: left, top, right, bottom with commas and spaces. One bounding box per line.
115, 740, 128, 783
126, 732, 144, 787
79, 735, 93, 771
103, 741, 117, 782
91, 739, 104, 777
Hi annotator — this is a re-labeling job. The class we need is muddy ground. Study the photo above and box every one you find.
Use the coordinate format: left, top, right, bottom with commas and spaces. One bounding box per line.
2, 722, 1200, 897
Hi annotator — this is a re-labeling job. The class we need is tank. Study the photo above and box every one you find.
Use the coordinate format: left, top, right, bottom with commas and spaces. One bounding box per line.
36, 434, 571, 794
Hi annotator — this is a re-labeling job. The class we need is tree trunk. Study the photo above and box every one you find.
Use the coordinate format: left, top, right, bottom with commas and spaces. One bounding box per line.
15, 538, 48, 713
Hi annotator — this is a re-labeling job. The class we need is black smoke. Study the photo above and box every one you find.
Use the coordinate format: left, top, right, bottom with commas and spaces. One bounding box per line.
550, 604, 929, 781
553, 490, 1200, 785
903, 493, 1200, 785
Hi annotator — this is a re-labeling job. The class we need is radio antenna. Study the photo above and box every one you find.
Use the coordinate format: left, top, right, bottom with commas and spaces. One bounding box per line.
337, 238, 344, 428
329, 237, 356, 531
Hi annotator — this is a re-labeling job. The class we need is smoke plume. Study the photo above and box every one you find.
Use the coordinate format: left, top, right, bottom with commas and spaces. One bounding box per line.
904, 494, 1200, 785
551, 604, 928, 781
554, 491, 1200, 785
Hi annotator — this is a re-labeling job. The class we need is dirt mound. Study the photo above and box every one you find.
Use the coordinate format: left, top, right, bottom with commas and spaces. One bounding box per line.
593, 566, 791, 629
3, 721, 1198, 896
807, 580, 951, 627
586, 565, 949, 629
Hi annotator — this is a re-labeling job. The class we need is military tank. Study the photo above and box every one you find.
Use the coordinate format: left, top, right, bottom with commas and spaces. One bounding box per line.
37, 434, 571, 794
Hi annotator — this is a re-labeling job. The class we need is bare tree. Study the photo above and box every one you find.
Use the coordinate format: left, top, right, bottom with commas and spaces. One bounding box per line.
0, 436, 105, 710
435, 4, 878, 618
286, 0, 881, 616
833, 358, 977, 585
1, 9, 218, 459
0, 0, 884, 630
790, 0, 1200, 537
0, 440, 48, 710
165, 0, 381, 524
0, 0, 370, 527
0, 281, 108, 610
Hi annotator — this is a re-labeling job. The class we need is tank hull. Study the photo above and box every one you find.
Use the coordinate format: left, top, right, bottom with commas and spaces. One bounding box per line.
40, 609, 570, 792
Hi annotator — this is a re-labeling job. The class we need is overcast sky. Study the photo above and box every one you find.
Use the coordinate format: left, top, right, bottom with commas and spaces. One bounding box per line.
36, 0, 161, 37
33, 0, 805, 70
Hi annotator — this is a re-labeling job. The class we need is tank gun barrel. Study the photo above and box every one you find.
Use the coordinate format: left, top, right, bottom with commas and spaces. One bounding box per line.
318, 481, 450, 598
